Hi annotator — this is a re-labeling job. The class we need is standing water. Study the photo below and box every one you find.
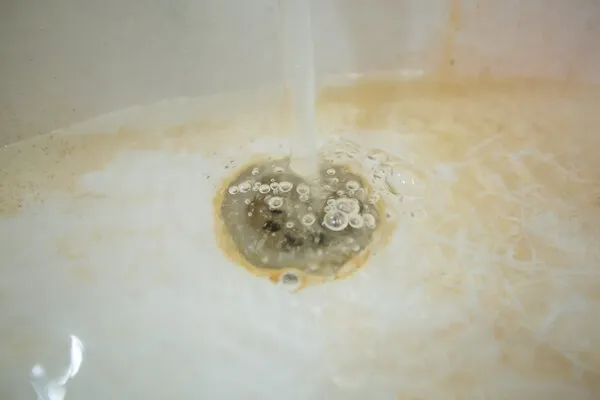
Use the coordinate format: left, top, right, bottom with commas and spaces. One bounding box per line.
281, 0, 319, 179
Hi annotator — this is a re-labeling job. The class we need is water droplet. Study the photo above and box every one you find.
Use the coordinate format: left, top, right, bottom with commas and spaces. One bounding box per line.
322, 211, 349, 232
279, 181, 293, 192
268, 196, 284, 210
346, 180, 360, 191
228, 186, 239, 195
238, 181, 251, 193
301, 213, 316, 226
349, 214, 364, 228
326, 168, 336, 176
363, 213, 376, 229
259, 184, 271, 194
296, 183, 310, 195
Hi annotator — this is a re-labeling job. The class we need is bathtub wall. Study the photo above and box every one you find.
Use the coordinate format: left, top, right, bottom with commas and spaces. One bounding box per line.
1, 0, 599, 145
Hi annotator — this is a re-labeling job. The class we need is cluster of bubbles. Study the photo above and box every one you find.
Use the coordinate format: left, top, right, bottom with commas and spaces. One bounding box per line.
228, 177, 295, 198
321, 138, 428, 205
322, 195, 377, 232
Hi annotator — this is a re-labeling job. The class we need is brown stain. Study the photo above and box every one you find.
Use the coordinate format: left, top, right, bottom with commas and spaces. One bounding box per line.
212, 156, 397, 291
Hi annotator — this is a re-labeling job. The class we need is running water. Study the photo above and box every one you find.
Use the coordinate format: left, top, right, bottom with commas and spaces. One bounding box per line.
281, 0, 319, 179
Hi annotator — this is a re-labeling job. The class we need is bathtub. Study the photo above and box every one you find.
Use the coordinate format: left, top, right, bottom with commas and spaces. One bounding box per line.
1, 1, 600, 399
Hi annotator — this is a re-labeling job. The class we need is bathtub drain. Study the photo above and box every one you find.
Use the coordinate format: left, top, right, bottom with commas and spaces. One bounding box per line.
218, 158, 380, 285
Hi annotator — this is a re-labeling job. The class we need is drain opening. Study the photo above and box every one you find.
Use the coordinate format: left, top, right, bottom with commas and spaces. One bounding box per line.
218, 157, 382, 285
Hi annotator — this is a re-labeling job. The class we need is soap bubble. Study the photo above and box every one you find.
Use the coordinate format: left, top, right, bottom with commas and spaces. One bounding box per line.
336, 198, 360, 215
349, 214, 364, 229
346, 180, 360, 191
363, 213, 377, 229
322, 211, 349, 232
268, 196, 284, 210
238, 181, 251, 193
279, 181, 293, 193
301, 213, 316, 226
296, 184, 310, 195
259, 184, 271, 194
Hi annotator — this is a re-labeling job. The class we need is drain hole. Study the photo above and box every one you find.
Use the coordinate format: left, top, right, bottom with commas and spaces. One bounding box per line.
262, 220, 281, 232
281, 273, 299, 285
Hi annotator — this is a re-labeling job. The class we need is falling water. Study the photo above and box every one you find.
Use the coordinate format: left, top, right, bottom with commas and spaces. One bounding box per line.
281, 0, 319, 180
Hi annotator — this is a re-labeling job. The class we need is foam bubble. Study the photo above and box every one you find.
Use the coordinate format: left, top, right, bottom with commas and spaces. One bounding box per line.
238, 181, 252, 193
349, 214, 364, 229
279, 181, 293, 192
336, 198, 360, 215
268, 196, 284, 210
228, 186, 239, 195
274, 166, 284, 173
299, 194, 309, 202
326, 168, 336, 176
301, 213, 316, 226
270, 182, 279, 191
346, 180, 360, 191
322, 211, 349, 231
296, 183, 310, 195
286, 221, 295, 229
259, 184, 271, 194
251, 167, 260, 176
363, 213, 376, 229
